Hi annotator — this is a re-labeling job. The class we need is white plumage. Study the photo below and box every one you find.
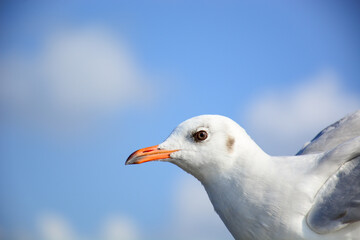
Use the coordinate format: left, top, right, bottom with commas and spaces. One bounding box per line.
126, 110, 360, 240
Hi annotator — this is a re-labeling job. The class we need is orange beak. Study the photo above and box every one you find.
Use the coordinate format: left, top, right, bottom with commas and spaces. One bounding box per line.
125, 145, 178, 165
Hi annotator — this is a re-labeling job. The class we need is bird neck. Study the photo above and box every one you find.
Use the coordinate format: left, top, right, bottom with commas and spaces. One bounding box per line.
201, 135, 271, 186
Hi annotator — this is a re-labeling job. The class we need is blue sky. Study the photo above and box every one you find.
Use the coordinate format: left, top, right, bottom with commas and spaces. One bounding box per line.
1, 1, 360, 240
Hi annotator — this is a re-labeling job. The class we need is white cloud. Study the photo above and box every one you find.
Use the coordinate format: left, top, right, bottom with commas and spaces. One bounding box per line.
36, 213, 140, 240
167, 175, 233, 240
244, 71, 360, 155
101, 216, 140, 240
37, 213, 79, 240
0, 26, 153, 130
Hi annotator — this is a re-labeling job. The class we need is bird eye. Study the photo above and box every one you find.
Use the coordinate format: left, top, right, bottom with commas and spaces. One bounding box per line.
193, 130, 208, 142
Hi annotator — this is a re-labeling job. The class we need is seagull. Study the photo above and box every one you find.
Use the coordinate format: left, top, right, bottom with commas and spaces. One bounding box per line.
126, 111, 360, 240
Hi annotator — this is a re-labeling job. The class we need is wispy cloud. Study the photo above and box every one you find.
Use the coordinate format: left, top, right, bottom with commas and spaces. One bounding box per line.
167, 176, 233, 240
36, 212, 141, 240
38, 213, 79, 240
244, 70, 360, 155
101, 216, 140, 240
0, 26, 153, 132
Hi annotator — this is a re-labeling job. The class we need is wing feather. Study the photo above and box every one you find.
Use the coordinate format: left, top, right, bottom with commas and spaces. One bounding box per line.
297, 110, 360, 155
306, 156, 360, 234
299, 111, 360, 234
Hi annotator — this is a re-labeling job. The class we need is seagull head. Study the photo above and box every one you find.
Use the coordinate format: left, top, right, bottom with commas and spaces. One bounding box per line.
126, 115, 260, 181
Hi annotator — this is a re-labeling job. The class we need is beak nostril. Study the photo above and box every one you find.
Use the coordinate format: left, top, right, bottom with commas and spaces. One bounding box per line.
143, 149, 154, 153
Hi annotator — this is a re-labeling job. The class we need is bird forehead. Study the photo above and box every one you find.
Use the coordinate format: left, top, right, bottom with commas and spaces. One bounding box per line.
177, 115, 233, 132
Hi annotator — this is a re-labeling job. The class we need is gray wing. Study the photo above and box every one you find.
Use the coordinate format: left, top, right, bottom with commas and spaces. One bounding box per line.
296, 110, 360, 155
306, 137, 360, 234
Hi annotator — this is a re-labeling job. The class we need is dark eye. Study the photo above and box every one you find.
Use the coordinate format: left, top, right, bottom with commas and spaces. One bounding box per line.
193, 130, 208, 142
